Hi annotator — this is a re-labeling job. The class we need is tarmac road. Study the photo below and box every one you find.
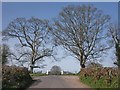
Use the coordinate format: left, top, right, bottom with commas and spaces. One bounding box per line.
27, 75, 90, 88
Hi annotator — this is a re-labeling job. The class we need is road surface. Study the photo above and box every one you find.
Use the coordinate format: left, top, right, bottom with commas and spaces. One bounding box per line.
27, 75, 90, 88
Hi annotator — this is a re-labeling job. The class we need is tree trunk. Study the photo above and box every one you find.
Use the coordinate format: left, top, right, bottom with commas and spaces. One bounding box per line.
115, 43, 120, 67
80, 56, 86, 68
30, 66, 34, 73
116, 43, 120, 88
30, 61, 35, 73
80, 63, 85, 68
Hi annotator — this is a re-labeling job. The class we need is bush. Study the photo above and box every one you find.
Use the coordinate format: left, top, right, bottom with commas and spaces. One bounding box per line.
80, 67, 118, 88
49, 65, 61, 75
2, 65, 33, 88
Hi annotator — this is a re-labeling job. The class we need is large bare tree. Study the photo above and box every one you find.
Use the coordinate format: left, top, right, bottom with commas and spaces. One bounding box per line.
10, 46, 31, 67
3, 17, 53, 73
53, 5, 111, 68
108, 24, 120, 88
108, 24, 120, 67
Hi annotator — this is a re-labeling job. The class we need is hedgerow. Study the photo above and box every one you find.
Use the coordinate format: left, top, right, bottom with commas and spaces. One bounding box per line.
2, 65, 33, 89
80, 67, 118, 88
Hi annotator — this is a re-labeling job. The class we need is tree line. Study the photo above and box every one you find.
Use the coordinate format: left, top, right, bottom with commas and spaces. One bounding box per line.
1, 5, 120, 73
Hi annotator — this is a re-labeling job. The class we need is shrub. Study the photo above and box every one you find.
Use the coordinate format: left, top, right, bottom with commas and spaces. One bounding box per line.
49, 65, 61, 75
80, 67, 118, 88
2, 65, 33, 88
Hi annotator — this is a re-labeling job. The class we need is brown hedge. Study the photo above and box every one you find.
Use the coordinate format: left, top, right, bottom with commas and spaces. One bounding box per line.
2, 65, 33, 88
80, 67, 118, 85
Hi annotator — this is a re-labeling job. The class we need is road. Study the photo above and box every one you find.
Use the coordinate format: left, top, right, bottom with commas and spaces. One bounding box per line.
27, 75, 90, 88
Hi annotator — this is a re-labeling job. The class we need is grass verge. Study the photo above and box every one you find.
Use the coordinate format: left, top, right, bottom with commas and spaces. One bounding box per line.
79, 75, 118, 88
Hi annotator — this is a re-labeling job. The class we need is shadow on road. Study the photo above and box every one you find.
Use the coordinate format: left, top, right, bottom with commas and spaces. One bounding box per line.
31, 79, 42, 86
25, 79, 42, 90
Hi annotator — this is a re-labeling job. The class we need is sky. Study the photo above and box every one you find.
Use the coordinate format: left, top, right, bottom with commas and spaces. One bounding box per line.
2, 2, 118, 73
1, 0, 119, 2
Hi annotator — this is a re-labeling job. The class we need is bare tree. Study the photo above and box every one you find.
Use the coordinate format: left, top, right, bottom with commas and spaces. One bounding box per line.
108, 24, 120, 67
52, 5, 110, 68
3, 17, 53, 73
1, 44, 11, 65
86, 62, 102, 68
10, 46, 31, 67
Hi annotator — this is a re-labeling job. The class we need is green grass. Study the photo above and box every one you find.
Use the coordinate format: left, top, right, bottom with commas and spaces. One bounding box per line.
79, 75, 118, 88
30, 73, 79, 76
62, 74, 78, 76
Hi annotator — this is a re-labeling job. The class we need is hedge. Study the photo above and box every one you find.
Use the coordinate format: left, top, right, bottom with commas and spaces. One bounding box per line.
2, 65, 33, 89
80, 67, 118, 88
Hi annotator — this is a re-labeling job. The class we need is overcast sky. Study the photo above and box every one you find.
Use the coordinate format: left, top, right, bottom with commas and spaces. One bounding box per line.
2, 2, 118, 73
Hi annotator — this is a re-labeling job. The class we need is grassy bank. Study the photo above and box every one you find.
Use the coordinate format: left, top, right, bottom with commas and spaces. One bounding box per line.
80, 75, 118, 88
79, 67, 118, 88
